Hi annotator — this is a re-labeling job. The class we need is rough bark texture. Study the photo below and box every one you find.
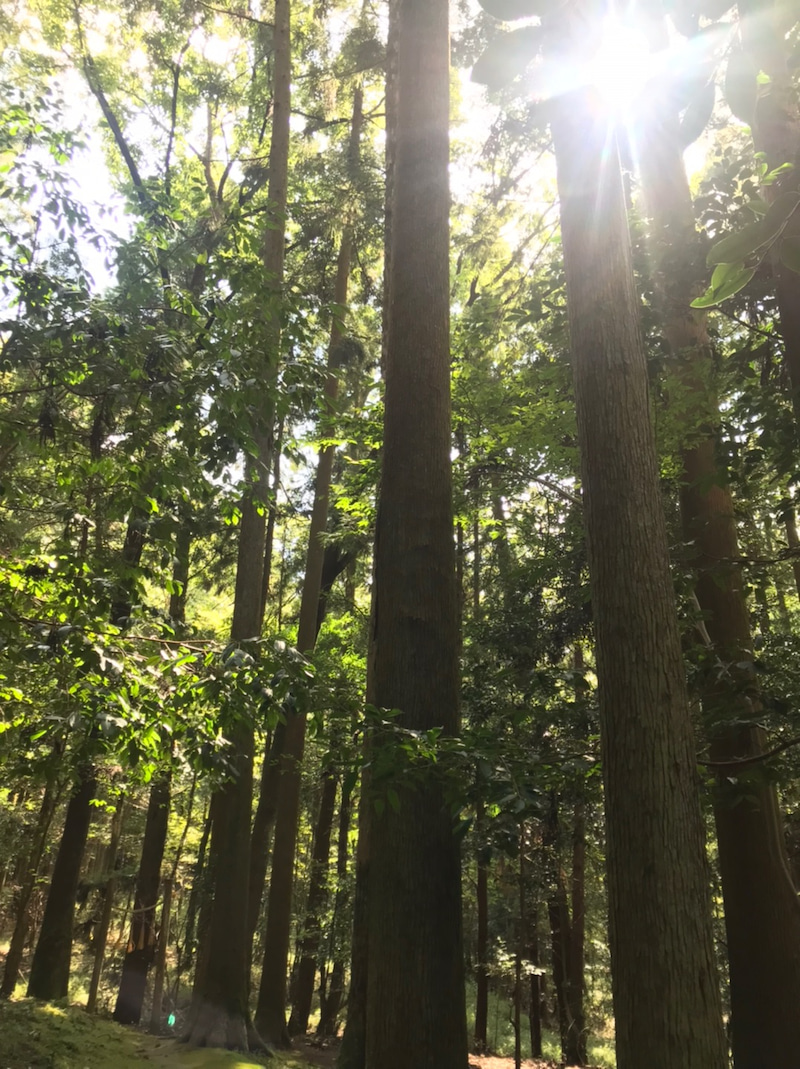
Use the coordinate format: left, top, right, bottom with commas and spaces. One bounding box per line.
27, 767, 97, 1000
184, 0, 291, 1051
636, 92, 800, 1069
113, 776, 170, 1025
550, 86, 727, 1069
288, 773, 337, 1035
361, 2, 467, 1067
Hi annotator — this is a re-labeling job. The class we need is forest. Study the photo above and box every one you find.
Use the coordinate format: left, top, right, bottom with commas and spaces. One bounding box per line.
1, 0, 799, 1067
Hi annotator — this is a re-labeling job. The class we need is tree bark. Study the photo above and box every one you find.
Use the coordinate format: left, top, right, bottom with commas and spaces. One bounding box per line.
184, 0, 292, 1052
1, 768, 61, 998
549, 76, 727, 1069
254, 86, 361, 1048
318, 777, 352, 1038
149, 876, 173, 1033
27, 766, 97, 1000
362, 2, 467, 1067
113, 775, 170, 1025
635, 85, 800, 1069
474, 835, 490, 1052
87, 797, 125, 1013
288, 773, 338, 1035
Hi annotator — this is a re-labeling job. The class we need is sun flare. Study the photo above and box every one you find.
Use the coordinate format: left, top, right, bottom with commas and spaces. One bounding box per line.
587, 20, 656, 118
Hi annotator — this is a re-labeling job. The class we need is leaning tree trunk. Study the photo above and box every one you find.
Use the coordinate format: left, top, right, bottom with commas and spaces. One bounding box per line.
254, 86, 362, 1048
635, 92, 800, 1069
113, 775, 170, 1025
548, 67, 727, 1069
27, 766, 97, 1000
361, 1, 468, 1067
183, 0, 292, 1051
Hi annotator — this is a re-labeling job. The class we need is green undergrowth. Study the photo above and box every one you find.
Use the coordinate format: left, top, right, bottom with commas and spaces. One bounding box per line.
0, 1000, 311, 1069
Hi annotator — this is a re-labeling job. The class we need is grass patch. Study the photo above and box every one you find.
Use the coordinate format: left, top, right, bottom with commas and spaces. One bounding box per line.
0, 999, 311, 1069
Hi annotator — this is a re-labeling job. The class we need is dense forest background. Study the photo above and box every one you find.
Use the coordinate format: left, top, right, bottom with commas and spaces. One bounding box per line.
1, 0, 800, 1067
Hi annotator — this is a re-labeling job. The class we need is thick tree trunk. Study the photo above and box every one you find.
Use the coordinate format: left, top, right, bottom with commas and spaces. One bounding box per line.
254, 89, 361, 1048
362, 2, 467, 1067
288, 773, 337, 1035
113, 775, 170, 1025
87, 797, 125, 1012
27, 766, 97, 1000
549, 80, 727, 1068
636, 89, 800, 1069
1, 769, 61, 998
184, 0, 291, 1052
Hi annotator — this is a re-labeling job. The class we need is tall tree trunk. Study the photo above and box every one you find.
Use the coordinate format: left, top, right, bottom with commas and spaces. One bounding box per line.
548, 68, 727, 1068
288, 773, 338, 1035
1, 767, 61, 998
113, 775, 170, 1024
635, 85, 800, 1069
254, 86, 361, 1048
362, 2, 467, 1067
784, 502, 800, 599
246, 722, 285, 947
149, 876, 173, 1033
317, 778, 352, 1038
27, 766, 97, 1000
87, 797, 126, 1012
474, 820, 490, 1052
335, 780, 370, 1069
528, 908, 543, 1060
183, 0, 292, 1052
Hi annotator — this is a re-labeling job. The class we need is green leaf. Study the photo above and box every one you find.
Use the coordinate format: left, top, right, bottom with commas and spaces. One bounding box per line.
779, 234, 800, 274
761, 189, 800, 242
477, 0, 553, 18
679, 79, 716, 147
472, 26, 543, 91
691, 262, 756, 307
724, 47, 758, 124
706, 221, 768, 265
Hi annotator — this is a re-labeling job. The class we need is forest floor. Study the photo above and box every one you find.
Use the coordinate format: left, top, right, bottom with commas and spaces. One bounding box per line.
0, 999, 570, 1069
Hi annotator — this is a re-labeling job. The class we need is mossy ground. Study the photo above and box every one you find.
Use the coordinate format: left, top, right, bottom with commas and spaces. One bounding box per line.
0, 1000, 312, 1069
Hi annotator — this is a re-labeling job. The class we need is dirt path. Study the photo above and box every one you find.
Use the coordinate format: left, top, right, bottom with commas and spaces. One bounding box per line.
293, 1037, 559, 1069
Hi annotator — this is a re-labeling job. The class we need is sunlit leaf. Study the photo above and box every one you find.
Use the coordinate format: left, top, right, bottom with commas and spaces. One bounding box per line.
706, 221, 768, 265
691, 262, 756, 307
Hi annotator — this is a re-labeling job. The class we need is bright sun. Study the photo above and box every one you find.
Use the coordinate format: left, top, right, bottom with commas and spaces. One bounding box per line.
587, 21, 655, 117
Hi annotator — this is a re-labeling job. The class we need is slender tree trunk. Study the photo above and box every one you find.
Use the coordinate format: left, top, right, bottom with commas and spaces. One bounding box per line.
636, 87, 800, 1069
528, 909, 543, 1059
362, 2, 467, 1067
474, 803, 489, 1052
288, 773, 338, 1035
246, 722, 285, 947
317, 777, 352, 1038
87, 797, 125, 1012
113, 775, 170, 1024
179, 797, 211, 987
254, 86, 361, 1048
549, 72, 727, 1068
27, 766, 97, 1000
335, 780, 370, 1069
184, 0, 291, 1052
1, 768, 61, 998
149, 876, 173, 1033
